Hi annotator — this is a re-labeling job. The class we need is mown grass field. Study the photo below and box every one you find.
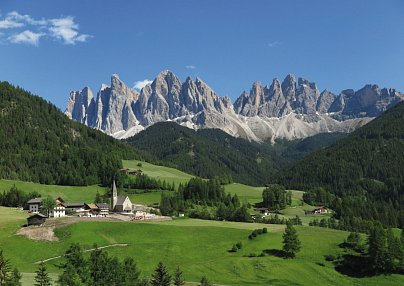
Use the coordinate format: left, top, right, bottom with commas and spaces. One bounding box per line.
1, 207, 403, 286
122, 159, 194, 186
0, 179, 106, 203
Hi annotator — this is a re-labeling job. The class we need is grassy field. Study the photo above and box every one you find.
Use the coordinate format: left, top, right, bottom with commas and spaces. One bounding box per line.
128, 191, 169, 206
1, 207, 404, 286
0, 179, 106, 203
223, 183, 265, 205
122, 160, 194, 186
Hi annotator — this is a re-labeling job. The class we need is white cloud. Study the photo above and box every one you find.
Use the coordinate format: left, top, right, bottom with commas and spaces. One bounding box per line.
49, 16, 91, 45
7, 11, 47, 26
185, 65, 196, 69
268, 41, 281, 48
9, 30, 44, 46
0, 18, 24, 29
0, 11, 92, 45
134, 79, 153, 90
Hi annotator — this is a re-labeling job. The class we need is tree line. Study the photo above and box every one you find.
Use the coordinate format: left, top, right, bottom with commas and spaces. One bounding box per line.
0, 82, 147, 187
159, 177, 251, 222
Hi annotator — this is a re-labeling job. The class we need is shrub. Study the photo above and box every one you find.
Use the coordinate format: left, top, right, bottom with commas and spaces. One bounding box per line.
231, 244, 238, 252
236, 242, 242, 249
263, 227, 268, 233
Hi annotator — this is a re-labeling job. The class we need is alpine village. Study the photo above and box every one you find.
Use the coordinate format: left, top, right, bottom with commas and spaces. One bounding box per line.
1, 1, 404, 286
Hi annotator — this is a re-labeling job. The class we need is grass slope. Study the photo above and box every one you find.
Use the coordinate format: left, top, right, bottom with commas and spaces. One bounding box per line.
0, 179, 106, 203
0, 208, 403, 286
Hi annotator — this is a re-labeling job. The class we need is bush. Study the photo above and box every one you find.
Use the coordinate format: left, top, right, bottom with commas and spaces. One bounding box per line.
324, 254, 336, 261
248, 234, 253, 240
248, 253, 257, 257
231, 244, 238, 252
263, 227, 268, 233
257, 229, 263, 235
236, 242, 242, 249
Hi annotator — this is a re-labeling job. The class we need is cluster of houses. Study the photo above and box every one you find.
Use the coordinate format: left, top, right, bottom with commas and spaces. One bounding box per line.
27, 181, 154, 226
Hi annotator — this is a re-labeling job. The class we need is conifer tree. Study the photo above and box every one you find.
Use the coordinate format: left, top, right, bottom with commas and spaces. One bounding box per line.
172, 267, 185, 286
0, 249, 11, 285
282, 222, 301, 258
34, 262, 51, 286
150, 262, 171, 286
6, 267, 22, 286
199, 276, 212, 286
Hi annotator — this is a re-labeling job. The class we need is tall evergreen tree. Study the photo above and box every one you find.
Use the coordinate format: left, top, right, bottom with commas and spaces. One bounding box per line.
172, 267, 185, 286
34, 262, 51, 286
123, 257, 141, 286
199, 276, 212, 286
5, 268, 22, 286
368, 223, 390, 273
150, 262, 171, 286
282, 222, 301, 258
0, 249, 11, 285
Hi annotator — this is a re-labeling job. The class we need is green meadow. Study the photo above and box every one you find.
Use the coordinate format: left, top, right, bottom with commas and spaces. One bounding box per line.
1, 207, 403, 286
122, 159, 194, 186
0, 179, 105, 203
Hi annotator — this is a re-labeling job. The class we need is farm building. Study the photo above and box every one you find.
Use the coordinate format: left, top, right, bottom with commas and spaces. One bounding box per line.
27, 213, 47, 226
255, 207, 270, 216
27, 198, 42, 213
85, 203, 99, 217
96, 203, 109, 217
50, 204, 66, 218
311, 207, 328, 214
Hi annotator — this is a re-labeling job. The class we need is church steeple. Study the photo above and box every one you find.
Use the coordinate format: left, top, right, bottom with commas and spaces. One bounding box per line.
112, 180, 117, 211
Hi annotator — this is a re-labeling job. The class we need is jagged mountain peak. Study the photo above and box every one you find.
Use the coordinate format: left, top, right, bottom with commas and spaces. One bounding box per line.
66, 71, 404, 142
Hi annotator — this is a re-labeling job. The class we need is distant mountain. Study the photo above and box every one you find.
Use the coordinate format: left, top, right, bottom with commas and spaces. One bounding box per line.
0, 81, 146, 186
66, 71, 403, 142
125, 121, 346, 186
275, 101, 404, 195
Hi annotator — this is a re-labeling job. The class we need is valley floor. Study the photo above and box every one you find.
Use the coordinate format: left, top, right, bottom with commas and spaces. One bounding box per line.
1, 207, 403, 286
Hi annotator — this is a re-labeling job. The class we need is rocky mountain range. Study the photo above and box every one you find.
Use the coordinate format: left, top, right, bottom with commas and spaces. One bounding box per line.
65, 71, 404, 142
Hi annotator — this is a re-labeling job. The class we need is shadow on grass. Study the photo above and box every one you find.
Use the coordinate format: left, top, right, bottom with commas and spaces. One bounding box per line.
334, 254, 375, 278
262, 249, 290, 258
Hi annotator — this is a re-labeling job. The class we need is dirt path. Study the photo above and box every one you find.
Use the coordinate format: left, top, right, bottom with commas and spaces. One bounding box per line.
34, 243, 128, 264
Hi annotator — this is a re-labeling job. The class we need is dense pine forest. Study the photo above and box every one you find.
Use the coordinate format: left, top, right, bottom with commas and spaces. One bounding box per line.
0, 82, 148, 186
125, 122, 344, 186
276, 102, 404, 227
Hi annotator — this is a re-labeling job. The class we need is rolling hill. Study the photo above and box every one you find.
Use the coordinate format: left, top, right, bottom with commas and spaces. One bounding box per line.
0, 81, 148, 186
125, 122, 346, 186
276, 101, 404, 227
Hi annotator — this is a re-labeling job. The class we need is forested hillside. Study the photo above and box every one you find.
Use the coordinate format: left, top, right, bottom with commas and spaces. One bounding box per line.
126, 122, 275, 185
276, 101, 404, 226
125, 122, 345, 186
0, 82, 147, 186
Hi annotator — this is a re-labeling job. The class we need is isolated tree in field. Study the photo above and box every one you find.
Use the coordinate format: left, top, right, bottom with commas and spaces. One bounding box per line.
368, 222, 390, 273
34, 262, 51, 286
199, 276, 212, 286
42, 196, 55, 217
0, 249, 11, 285
150, 262, 171, 286
172, 267, 185, 286
282, 222, 301, 258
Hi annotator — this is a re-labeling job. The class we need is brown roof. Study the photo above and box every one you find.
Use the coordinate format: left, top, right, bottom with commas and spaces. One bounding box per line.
85, 203, 99, 210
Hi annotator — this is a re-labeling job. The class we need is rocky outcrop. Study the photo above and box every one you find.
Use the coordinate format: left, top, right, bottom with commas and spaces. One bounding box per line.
65, 71, 404, 142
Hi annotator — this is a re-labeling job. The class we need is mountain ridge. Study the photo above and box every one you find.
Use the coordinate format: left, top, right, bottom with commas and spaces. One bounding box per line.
66, 71, 404, 142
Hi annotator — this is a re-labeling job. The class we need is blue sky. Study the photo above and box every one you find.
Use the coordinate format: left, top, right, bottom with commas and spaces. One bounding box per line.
1, 0, 404, 110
